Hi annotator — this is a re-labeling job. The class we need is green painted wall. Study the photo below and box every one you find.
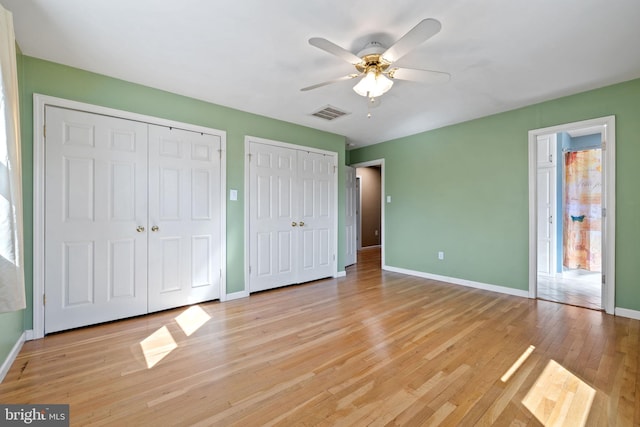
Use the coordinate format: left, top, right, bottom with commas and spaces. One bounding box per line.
0, 310, 24, 370
16, 55, 346, 330
349, 78, 640, 311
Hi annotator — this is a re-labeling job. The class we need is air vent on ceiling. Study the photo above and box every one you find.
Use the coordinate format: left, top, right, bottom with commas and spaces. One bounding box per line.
311, 105, 350, 121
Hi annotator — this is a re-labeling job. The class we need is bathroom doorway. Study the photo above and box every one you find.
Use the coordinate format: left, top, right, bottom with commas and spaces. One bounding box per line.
529, 116, 615, 313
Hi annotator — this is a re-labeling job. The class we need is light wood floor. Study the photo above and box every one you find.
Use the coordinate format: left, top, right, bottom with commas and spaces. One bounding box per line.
537, 271, 602, 311
2, 249, 639, 426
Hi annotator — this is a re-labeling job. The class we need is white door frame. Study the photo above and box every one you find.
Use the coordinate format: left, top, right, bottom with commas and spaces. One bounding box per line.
243, 135, 339, 294
32, 94, 227, 339
528, 116, 615, 314
349, 159, 385, 266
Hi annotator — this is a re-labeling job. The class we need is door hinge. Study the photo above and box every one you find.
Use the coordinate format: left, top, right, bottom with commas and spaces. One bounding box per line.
602, 275, 606, 285
602, 141, 607, 151
602, 207, 606, 217
218, 149, 222, 159
333, 165, 337, 174
333, 254, 336, 261
248, 153, 252, 162
249, 266, 251, 274
43, 124, 46, 138
43, 294, 46, 306
549, 154, 552, 163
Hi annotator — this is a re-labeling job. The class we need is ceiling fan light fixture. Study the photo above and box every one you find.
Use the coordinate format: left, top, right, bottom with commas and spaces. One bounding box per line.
353, 69, 393, 98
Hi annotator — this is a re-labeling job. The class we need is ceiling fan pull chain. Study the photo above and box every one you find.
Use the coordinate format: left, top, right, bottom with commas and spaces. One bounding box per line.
367, 96, 375, 118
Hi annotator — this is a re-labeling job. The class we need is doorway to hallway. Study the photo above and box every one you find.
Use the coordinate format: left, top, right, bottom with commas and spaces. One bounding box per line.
348, 159, 385, 268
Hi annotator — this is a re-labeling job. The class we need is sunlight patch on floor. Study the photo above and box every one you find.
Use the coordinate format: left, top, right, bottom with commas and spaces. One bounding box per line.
140, 325, 178, 368
522, 359, 595, 426
501, 345, 535, 382
175, 305, 211, 336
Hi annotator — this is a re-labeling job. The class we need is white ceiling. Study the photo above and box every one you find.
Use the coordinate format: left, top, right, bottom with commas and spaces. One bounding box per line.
4, 0, 640, 148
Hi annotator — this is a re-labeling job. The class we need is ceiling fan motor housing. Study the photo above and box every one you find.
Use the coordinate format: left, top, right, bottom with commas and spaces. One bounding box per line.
355, 42, 391, 74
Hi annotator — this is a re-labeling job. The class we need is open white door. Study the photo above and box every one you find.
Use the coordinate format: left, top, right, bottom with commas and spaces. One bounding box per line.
536, 133, 557, 277
345, 166, 357, 266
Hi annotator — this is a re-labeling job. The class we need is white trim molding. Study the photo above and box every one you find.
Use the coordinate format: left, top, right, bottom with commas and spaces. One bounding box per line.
384, 265, 530, 298
335, 271, 347, 278
615, 308, 640, 320
0, 332, 25, 383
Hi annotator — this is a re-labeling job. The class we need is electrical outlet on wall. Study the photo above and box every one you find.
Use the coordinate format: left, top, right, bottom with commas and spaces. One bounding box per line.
438, 251, 444, 260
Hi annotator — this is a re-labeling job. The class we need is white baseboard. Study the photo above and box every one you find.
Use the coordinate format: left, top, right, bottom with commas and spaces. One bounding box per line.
0, 331, 26, 383
335, 271, 346, 278
615, 307, 640, 320
223, 290, 250, 301
382, 265, 530, 298
25, 329, 35, 341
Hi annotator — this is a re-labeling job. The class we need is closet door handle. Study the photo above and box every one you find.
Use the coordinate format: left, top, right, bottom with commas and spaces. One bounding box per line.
299, 221, 305, 227
151, 225, 159, 232
292, 222, 298, 227
136, 226, 145, 233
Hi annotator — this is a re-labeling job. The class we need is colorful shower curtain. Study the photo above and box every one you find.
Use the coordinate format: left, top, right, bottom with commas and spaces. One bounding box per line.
563, 149, 601, 272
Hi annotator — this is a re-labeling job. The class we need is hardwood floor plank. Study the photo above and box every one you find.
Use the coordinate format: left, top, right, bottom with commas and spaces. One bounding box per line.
1, 248, 638, 426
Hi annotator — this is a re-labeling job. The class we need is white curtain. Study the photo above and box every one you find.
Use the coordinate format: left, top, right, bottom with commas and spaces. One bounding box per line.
0, 4, 25, 313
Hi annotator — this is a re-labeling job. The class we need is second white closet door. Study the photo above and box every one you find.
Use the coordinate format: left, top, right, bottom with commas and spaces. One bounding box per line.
148, 125, 222, 312
297, 150, 334, 283
249, 141, 334, 293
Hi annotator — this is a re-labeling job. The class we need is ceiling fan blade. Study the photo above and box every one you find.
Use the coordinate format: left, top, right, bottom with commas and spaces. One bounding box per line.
389, 67, 450, 84
309, 37, 363, 65
300, 74, 359, 92
381, 19, 442, 64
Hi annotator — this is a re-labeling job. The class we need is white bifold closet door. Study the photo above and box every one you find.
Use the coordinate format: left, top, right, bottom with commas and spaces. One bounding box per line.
147, 125, 221, 312
248, 141, 335, 293
44, 106, 221, 333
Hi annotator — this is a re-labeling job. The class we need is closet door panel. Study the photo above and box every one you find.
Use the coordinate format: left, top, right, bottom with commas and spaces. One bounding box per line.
148, 125, 222, 312
249, 142, 297, 292
44, 106, 148, 333
296, 151, 335, 283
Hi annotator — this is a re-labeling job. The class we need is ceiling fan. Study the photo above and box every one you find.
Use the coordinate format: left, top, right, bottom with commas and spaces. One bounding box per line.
301, 19, 450, 99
